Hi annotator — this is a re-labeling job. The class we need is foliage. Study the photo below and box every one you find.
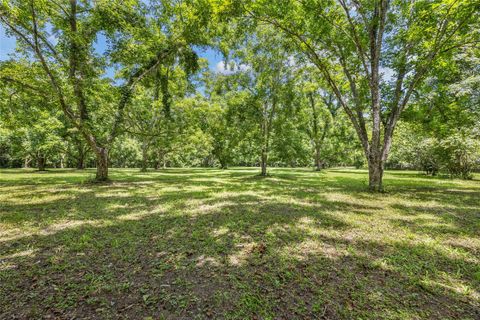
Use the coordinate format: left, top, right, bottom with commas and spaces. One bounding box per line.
388, 124, 480, 178
0, 2, 479, 317
222, 0, 480, 190
436, 133, 480, 179
0, 0, 478, 186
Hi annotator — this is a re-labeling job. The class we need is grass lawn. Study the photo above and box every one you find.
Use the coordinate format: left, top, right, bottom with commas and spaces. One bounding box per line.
0, 168, 479, 319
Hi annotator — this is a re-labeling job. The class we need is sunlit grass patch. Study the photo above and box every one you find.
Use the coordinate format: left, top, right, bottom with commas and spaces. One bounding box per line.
0, 168, 479, 319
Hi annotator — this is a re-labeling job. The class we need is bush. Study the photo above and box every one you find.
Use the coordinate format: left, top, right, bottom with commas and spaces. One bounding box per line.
413, 134, 479, 179
435, 134, 479, 179
415, 138, 441, 176
353, 151, 366, 169
390, 129, 479, 179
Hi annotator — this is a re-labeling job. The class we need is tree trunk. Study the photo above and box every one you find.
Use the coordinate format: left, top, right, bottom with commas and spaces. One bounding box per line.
95, 148, 108, 181
219, 158, 228, 170
368, 156, 384, 192
155, 150, 166, 170
76, 145, 85, 169
77, 155, 85, 169
140, 142, 148, 172
315, 146, 322, 171
60, 154, 65, 168
37, 155, 46, 171
24, 156, 31, 168
260, 149, 267, 176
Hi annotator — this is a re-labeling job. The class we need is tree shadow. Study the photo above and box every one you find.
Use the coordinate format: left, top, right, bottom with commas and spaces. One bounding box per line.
1, 168, 479, 319
390, 203, 480, 238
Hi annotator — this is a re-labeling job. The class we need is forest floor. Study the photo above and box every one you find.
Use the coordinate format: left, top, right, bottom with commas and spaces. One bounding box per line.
0, 168, 479, 319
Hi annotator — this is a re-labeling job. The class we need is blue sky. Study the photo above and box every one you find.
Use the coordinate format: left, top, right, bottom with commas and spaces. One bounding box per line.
0, 25, 16, 60
0, 25, 223, 74
2, 25, 395, 82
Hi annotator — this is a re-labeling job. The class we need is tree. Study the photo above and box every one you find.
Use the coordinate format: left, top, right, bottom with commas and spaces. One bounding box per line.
229, 0, 479, 190
299, 78, 340, 171
202, 70, 256, 169
389, 45, 480, 176
63, 128, 90, 170
230, 26, 298, 176
0, 65, 65, 170
202, 98, 235, 169
160, 96, 214, 168
0, 0, 212, 180
125, 84, 169, 172
125, 55, 199, 171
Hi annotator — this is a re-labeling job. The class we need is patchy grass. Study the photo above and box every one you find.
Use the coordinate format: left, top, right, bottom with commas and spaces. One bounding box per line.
0, 167, 479, 319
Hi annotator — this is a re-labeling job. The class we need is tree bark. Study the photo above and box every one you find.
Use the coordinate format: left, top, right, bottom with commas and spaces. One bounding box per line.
140, 142, 148, 172
367, 155, 384, 192
260, 100, 273, 177
308, 92, 332, 172
37, 155, 46, 171
76, 141, 86, 169
155, 150, 166, 170
60, 154, 65, 168
260, 149, 268, 176
219, 158, 228, 170
24, 156, 31, 168
315, 147, 322, 171
76, 154, 85, 169
95, 148, 108, 181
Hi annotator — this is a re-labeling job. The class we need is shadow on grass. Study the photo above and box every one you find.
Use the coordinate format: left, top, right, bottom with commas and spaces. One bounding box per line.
390, 203, 480, 238
1, 168, 479, 319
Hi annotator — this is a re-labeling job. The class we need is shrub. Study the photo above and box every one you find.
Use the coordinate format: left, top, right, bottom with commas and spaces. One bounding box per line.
415, 138, 441, 176
435, 133, 480, 179
391, 132, 479, 179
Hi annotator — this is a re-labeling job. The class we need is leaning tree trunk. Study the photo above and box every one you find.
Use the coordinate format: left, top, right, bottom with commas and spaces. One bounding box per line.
95, 148, 108, 181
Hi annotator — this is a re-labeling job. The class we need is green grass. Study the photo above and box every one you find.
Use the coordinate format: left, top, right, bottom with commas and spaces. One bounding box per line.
0, 167, 479, 319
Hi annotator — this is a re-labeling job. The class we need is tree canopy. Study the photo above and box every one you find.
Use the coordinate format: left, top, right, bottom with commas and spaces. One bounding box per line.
1, 0, 479, 189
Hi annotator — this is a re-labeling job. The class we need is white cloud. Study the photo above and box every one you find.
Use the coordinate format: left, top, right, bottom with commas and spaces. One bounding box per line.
381, 66, 395, 82
215, 61, 250, 75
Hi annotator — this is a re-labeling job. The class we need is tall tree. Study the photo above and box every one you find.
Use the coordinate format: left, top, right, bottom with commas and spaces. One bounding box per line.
232, 26, 297, 176
0, 73, 64, 171
229, 0, 479, 190
0, 0, 211, 180
300, 80, 340, 171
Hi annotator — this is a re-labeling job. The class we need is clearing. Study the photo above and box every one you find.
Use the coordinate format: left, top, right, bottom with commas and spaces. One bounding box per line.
0, 168, 479, 319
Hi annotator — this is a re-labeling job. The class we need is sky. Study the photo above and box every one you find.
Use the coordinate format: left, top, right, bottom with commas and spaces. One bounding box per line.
0, 25, 224, 74
1, 25, 395, 81
0, 26, 16, 61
